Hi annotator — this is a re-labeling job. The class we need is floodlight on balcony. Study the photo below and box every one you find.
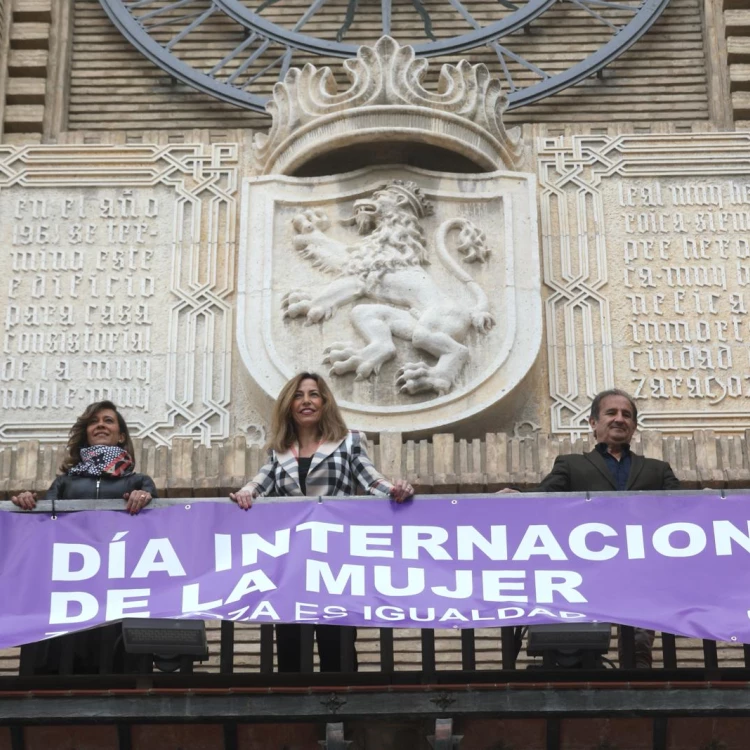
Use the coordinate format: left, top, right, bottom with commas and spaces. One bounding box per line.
122, 618, 208, 672
527, 623, 612, 669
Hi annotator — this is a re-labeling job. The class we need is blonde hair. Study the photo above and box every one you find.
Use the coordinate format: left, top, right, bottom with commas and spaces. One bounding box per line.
267, 372, 348, 452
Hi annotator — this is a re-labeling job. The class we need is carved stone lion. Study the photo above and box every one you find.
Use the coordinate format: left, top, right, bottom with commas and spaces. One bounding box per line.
281, 180, 495, 395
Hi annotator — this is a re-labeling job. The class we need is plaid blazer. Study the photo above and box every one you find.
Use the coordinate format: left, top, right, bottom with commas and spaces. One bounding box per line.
241, 430, 393, 498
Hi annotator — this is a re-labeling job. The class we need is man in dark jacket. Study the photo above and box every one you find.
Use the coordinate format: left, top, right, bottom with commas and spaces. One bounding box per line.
539, 388, 680, 667
539, 390, 680, 494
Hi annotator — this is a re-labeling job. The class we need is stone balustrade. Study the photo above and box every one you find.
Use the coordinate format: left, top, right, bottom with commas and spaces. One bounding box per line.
0, 430, 745, 497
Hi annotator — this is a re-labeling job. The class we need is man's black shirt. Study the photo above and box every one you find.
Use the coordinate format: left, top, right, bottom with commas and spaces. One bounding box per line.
595, 442, 631, 491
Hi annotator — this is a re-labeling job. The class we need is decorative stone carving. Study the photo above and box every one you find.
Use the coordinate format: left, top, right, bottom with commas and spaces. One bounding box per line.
238, 165, 541, 433
514, 421, 541, 439
243, 424, 266, 446
538, 132, 750, 434
0, 144, 237, 445
254, 36, 523, 175
282, 180, 494, 396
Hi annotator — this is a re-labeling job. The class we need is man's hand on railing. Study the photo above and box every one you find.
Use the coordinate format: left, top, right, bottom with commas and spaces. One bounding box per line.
496, 488, 521, 494
230, 489, 255, 510
10, 491, 37, 510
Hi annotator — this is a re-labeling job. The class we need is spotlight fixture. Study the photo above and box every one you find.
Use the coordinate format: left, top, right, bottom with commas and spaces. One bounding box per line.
122, 618, 208, 673
527, 623, 612, 669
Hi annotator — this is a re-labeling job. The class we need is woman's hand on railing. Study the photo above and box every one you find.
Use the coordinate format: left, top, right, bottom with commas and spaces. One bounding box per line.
123, 490, 152, 515
229, 489, 255, 510
496, 488, 521, 494
389, 479, 414, 504
10, 491, 37, 510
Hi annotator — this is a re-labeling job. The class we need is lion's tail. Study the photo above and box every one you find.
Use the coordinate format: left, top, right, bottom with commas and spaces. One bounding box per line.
435, 218, 495, 333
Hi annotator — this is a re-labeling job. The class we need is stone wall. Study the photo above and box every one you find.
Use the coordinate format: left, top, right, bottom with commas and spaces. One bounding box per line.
65, 0, 711, 132
728, 3, 750, 126
0, 0, 739, 143
536, 132, 750, 436
2, 127, 750, 444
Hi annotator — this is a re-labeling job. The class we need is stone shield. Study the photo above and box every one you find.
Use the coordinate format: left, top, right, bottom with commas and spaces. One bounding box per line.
238, 165, 541, 432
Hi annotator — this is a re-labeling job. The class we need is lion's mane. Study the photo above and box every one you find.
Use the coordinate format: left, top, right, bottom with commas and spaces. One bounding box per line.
344, 191, 429, 278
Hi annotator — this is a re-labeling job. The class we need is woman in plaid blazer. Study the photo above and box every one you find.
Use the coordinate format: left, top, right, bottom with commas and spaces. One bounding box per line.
238, 428, 395, 498
230, 372, 413, 672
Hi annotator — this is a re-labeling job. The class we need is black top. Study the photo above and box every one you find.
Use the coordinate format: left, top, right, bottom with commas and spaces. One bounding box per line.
297, 456, 313, 495
594, 442, 632, 491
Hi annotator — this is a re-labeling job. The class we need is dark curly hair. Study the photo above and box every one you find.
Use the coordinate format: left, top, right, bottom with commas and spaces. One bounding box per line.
60, 400, 135, 473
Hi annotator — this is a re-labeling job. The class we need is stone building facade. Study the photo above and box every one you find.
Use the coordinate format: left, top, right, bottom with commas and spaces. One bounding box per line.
0, 0, 747, 496
1, 4, 750, 747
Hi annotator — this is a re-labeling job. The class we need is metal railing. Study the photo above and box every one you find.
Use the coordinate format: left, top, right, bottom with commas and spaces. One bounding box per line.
12, 621, 750, 681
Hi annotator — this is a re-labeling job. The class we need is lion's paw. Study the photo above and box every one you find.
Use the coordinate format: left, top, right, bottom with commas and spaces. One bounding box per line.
281, 289, 312, 319
323, 342, 357, 360
354, 361, 382, 380
305, 305, 334, 325
396, 362, 451, 395
323, 342, 362, 375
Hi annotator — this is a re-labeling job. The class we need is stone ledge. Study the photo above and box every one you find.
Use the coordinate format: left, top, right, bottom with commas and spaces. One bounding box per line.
0, 430, 744, 497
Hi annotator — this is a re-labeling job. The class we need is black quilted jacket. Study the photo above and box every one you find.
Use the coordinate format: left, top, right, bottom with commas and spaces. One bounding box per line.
43, 473, 158, 501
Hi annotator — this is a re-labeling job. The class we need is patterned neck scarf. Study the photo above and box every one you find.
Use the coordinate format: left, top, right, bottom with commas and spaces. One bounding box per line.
68, 445, 134, 478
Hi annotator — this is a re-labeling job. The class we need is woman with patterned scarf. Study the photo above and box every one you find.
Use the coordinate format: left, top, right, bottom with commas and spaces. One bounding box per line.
10, 400, 157, 674
11, 399, 156, 512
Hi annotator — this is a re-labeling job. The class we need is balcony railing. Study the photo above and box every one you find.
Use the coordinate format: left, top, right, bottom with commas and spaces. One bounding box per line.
2, 495, 749, 684
3, 493, 750, 749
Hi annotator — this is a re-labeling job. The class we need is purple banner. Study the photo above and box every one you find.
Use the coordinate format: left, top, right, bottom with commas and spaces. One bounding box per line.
2, 492, 750, 649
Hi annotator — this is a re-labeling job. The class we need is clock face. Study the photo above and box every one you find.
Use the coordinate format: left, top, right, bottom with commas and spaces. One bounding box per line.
100, 0, 670, 113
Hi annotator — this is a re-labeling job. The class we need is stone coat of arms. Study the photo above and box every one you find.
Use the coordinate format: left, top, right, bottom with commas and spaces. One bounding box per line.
283, 179, 494, 396
238, 165, 541, 432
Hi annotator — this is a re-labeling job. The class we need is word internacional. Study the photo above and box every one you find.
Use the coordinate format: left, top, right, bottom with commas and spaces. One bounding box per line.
1, 492, 749, 649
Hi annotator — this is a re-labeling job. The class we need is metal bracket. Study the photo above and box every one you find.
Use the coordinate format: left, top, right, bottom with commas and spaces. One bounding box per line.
429, 691, 456, 711
427, 718, 463, 749
319, 722, 352, 750
320, 693, 347, 715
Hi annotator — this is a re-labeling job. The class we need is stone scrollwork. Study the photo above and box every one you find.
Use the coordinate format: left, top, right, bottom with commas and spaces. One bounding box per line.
281, 180, 494, 396
254, 36, 523, 175
243, 424, 266, 446
514, 421, 541, 439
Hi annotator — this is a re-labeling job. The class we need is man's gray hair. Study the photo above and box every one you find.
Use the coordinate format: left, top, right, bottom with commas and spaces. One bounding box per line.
589, 389, 638, 424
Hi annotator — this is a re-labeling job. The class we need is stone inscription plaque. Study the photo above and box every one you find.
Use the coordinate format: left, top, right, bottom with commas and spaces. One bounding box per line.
1, 188, 166, 422
0, 145, 237, 444
539, 133, 750, 433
